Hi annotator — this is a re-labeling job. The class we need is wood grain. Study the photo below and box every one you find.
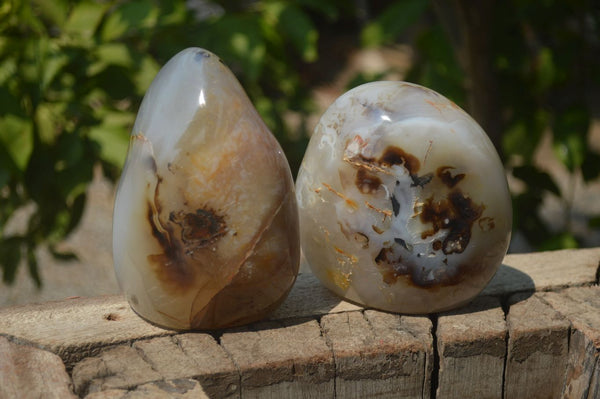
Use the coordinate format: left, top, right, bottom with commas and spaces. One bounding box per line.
0, 248, 599, 398
0, 336, 76, 399
504, 292, 570, 399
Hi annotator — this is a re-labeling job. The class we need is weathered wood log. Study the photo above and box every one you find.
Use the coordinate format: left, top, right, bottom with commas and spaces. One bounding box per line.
542, 286, 600, 399
482, 247, 600, 296
83, 379, 210, 399
1, 247, 596, 372
0, 248, 598, 398
220, 319, 334, 399
436, 296, 506, 398
321, 310, 432, 398
504, 292, 570, 399
71, 334, 238, 398
0, 336, 76, 399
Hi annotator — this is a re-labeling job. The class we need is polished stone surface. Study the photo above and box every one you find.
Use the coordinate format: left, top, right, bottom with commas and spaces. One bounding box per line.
296, 81, 511, 313
113, 48, 299, 330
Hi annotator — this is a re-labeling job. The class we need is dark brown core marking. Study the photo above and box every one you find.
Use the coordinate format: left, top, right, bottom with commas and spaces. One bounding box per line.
378, 146, 420, 175
355, 168, 382, 194
170, 208, 227, 250
145, 170, 227, 292
419, 189, 484, 255
147, 199, 194, 290
437, 166, 465, 188
375, 247, 408, 285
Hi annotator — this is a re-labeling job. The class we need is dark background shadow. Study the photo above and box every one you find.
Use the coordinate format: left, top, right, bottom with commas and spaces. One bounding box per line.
441, 264, 536, 315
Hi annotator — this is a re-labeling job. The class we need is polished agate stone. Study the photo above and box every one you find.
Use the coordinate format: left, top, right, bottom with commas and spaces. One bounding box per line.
296, 82, 511, 314
113, 48, 299, 330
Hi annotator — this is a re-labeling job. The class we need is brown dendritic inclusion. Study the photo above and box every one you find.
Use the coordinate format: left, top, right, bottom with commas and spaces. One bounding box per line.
350, 145, 491, 288
145, 179, 228, 294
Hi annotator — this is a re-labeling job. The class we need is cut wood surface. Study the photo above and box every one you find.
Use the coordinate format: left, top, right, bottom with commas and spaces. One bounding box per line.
320, 311, 432, 399
0, 295, 170, 367
71, 334, 238, 398
220, 319, 334, 399
0, 248, 599, 398
482, 247, 600, 296
436, 296, 506, 399
83, 379, 210, 399
0, 336, 76, 399
542, 286, 600, 398
504, 292, 570, 399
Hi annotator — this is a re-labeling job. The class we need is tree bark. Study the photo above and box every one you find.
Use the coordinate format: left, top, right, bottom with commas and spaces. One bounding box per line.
434, 0, 504, 157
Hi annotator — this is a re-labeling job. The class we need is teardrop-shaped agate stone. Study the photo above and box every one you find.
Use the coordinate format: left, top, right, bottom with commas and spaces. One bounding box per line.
113, 48, 299, 330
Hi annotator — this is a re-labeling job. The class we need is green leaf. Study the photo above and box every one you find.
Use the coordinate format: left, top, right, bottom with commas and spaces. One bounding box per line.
35, 102, 67, 144
511, 192, 551, 246
537, 232, 579, 251
24, 143, 55, 203
91, 65, 137, 99
26, 245, 41, 288
207, 15, 266, 81
0, 167, 9, 189
361, 0, 429, 47
64, 1, 107, 39
46, 193, 87, 243
552, 107, 589, 172
89, 125, 130, 169
96, 43, 133, 68
277, 5, 319, 62
293, 0, 340, 20
502, 111, 548, 162
49, 245, 78, 261
589, 215, 600, 229
512, 165, 561, 196
0, 236, 23, 285
535, 47, 556, 91
55, 159, 93, 206
52, 145, 95, 205
133, 55, 160, 95
31, 0, 69, 27
88, 112, 133, 169
66, 192, 86, 235
56, 132, 84, 169
0, 115, 33, 172
41, 53, 69, 92
0, 56, 17, 86
581, 149, 600, 182
101, 0, 158, 41
553, 134, 585, 173
157, 1, 188, 26
87, 43, 134, 76
47, 208, 71, 243
16, 2, 46, 35
255, 96, 277, 131
0, 85, 21, 117
407, 26, 465, 106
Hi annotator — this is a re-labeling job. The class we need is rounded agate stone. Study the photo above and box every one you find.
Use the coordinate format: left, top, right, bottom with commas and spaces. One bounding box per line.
113, 48, 299, 330
296, 81, 511, 314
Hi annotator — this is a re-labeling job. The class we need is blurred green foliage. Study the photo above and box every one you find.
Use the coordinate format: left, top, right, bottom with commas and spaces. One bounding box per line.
0, 0, 599, 285
0, 0, 344, 284
359, 0, 600, 250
